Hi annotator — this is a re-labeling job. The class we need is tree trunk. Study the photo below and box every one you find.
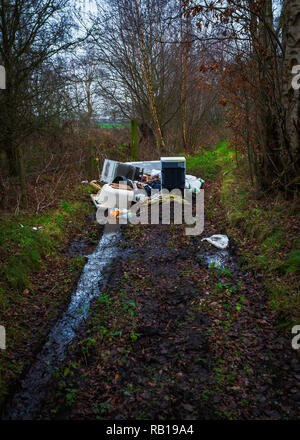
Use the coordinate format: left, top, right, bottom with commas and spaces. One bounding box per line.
282, 0, 300, 178
180, 0, 187, 150
5, 140, 19, 177
180, 0, 191, 151
256, 0, 282, 188
133, 0, 166, 154
5, 139, 28, 208
131, 119, 139, 161
17, 144, 28, 209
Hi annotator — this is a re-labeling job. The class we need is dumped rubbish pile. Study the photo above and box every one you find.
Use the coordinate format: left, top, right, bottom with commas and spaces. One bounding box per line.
86, 157, 204, 220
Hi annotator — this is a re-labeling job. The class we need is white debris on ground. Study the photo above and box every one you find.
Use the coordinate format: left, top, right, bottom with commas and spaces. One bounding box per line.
91, 182, 137, 210
201, 234, 229, 249
185, 175, 205, 193
19, 223, 43, 231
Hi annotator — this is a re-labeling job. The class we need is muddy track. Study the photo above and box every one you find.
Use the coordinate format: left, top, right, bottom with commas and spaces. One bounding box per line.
2, 195, 299, 420
109, 226, 215, 419
38, 214, 299, 420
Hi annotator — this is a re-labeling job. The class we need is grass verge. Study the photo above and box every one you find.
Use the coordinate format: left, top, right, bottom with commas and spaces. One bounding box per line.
188, 141, 300, 328
0, 184, 100, 405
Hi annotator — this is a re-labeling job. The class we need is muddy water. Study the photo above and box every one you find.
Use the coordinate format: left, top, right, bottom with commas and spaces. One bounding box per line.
4, 226, 120, 420
197, 249, 240, 272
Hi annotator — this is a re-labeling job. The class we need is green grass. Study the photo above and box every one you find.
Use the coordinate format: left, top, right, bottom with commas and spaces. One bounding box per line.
283, 250, 300, 273
99, 123, 130, 130
0, 186, 94, 297
186, 140, 235, 178
0, 197, 91, 291
219, 156, 300, 325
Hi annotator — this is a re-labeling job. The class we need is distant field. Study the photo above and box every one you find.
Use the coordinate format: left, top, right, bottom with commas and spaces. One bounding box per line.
98, 122, 130, 129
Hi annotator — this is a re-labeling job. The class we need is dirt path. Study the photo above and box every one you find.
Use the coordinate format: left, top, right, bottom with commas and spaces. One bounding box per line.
37, 190, 299, 420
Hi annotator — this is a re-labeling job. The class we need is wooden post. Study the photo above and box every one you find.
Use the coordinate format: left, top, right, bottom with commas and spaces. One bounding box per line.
16, 145, 28, 209
88, 140, 94, 180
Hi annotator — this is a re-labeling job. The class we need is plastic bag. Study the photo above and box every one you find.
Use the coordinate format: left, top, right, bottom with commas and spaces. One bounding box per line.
185, 175, 204, 193
201, 234, 229, 249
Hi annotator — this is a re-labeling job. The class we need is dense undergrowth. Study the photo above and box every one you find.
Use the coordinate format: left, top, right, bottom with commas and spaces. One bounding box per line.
187, 141, 300, 327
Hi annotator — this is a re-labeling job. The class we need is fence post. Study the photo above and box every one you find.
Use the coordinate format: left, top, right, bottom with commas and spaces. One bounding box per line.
88, 140, 94, 180
17, 145, 28, 209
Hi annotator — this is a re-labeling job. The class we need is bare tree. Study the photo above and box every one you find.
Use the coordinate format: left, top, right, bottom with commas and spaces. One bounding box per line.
69, 48, 103, 126
186, 0, 300, 194
282, 0, 300, 180
91, 0, 184, 152
0, 0, 87, 205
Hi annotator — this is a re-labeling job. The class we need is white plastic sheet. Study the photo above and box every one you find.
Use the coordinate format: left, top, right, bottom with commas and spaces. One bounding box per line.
201, 234, 229, 249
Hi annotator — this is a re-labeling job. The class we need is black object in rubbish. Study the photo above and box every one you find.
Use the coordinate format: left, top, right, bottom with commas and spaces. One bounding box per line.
134, 167, 143, 181
115, 163, 142, 181
144, 180, 161, 196
161, 159, 185, 190
112, 175, 134, 188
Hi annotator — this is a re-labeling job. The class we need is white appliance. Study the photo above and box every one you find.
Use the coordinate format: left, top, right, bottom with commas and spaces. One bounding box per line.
101, 159, 142, 183
101, 159, 119, 183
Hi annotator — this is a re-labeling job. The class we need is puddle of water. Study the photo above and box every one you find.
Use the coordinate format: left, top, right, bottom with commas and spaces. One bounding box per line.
198, 250, 238, 271
4, 228, 120, 420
